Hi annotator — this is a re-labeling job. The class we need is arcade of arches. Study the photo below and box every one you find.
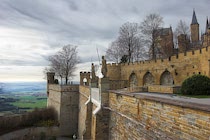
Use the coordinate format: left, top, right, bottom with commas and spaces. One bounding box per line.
129, 73, 138, 87
129, 70, 174, 87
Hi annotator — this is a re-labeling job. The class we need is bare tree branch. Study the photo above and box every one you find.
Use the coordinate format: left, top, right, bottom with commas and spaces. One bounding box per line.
174, 20, 190, 48
106, 22, 146, 63
45, 44, 79, 85
140, 13, 164, 59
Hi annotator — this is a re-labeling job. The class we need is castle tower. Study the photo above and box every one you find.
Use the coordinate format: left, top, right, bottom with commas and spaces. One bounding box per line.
203, 18, 210, 47
190, 10, 199, 44
80, 72, 90, 86
178, 34, 190, 53
46, 72, 55, 97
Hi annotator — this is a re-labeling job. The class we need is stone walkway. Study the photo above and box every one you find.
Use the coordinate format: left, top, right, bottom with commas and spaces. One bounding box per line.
133, 92, 210, 105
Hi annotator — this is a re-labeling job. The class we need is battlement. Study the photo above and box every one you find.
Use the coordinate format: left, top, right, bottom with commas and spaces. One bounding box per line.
107, 46, 209, 69
80, 71, 91, 86
48, 84, 79, 92
80, 71, 90, 75
106, 46, 210, 86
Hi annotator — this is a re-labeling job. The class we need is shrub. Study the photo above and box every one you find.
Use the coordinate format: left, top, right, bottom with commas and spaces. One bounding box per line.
0, 107, 57, 135
21, 107, 57, 127
181, 74, 210, 95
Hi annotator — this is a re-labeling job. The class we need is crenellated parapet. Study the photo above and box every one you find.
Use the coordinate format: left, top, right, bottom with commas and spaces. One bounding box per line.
106, 46, 210, 87
80, 71, 91, 86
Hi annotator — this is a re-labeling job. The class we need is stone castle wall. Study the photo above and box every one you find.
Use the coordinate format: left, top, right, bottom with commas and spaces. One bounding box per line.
108, 91, 210, 140
78, 85, 91, 139
48, 45, 210, 139
107, 46, 210, 87
77, 84, 210, 140
47, 84, 79, 136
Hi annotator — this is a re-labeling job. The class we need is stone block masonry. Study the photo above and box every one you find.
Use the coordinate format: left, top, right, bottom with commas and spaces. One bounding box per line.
78, 85, 92, 139
107, 46, 210, 88
47, 84, 79, 136
109, 91, 210, 140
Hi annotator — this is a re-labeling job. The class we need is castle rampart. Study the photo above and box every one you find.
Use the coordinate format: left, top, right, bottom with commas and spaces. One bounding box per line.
47, 84, 79, 136
108, 91, 210, 140
106, 46, 209, 88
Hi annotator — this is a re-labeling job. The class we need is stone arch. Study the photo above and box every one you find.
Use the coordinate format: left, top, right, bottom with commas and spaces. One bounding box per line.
83, 78, 87, 86
160, 70, 174, 85
143, 72, 155, 86
80, 72, 90, 86
129, 73, 138, 87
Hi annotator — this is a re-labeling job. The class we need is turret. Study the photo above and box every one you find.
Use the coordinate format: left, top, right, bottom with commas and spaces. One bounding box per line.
47, 72, 55, 97
80, 72, 90, 86
178, 34, 190, 53
190, 10, 199, 44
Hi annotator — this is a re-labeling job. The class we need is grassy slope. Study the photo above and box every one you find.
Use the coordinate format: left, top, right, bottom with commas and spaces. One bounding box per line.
11, 96, 47, 109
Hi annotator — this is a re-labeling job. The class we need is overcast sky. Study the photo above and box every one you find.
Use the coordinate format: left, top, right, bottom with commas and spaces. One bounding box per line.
0, 0, 209, 82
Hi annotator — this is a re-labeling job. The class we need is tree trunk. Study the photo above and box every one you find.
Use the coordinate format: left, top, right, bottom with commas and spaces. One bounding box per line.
65, 77, 68, 85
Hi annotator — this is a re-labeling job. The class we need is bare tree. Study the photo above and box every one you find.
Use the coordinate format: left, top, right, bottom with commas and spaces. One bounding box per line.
105, 41, 122, 63
118, 22, 141, 62
174, 20, 190, 48
140, 13, 164, 59
175, 20, 190, 35
46, 45, 79, 85
106, 22, 145, 63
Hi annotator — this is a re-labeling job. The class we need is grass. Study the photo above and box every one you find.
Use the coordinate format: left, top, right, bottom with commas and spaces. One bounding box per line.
11, 95, 47, 109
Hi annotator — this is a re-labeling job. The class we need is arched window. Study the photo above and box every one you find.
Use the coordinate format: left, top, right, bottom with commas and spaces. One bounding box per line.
83, 78, 87, 86
160, 71, 173, 85
143, 72, 154, 86
129, 73, 137, 88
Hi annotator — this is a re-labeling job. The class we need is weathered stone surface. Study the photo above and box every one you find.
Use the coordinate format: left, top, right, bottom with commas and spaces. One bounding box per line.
109, 92, 210, 140
107, 46, 210, 88
47, 84, 79, 136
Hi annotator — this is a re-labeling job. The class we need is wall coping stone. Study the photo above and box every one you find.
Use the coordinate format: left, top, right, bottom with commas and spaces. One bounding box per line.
110, 90, 210, 112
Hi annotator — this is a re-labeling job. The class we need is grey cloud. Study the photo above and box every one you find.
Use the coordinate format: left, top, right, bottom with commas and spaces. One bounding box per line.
0, 0, 210, 67
0, 58, 47, 66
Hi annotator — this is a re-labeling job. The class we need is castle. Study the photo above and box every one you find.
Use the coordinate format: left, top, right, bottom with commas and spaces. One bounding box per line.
47, 11, 210, 140
153, 10, 210, 59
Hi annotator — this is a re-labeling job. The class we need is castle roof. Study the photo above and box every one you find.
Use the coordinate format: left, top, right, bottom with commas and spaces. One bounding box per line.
191, 10, 198, 24
208, 18, 210, 29
153, 27, 172, 36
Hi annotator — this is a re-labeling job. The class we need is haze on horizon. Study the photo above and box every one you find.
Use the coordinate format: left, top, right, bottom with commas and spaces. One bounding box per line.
0, 0, 209, 82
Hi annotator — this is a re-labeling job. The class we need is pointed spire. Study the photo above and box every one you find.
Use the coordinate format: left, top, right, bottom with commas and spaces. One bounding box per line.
208, 18, 210, 29
191, 9, 198, 24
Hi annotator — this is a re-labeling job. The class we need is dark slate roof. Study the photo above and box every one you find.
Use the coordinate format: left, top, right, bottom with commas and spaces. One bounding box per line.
191, 10, 198, 24
208, 18, 210, 29
153, 28, 171, 36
